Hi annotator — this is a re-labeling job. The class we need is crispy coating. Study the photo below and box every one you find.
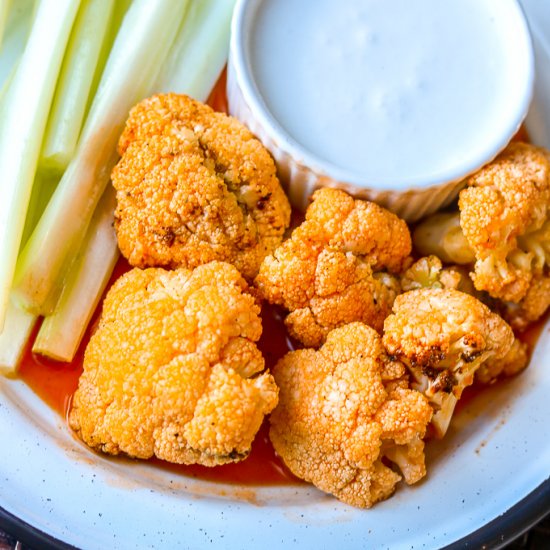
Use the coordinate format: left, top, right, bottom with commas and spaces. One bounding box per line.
112, 93, 291, 281
459, 142, 550, 302
69, 262, 278, 466
383, 288, 514, 437
255, 188, 411, 347
269, 322, 432, 508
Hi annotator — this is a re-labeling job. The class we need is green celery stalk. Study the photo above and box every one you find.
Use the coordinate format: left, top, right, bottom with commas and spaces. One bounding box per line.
0, 0, 12, 50
33, 187, 119, 361
20, 171, 59, 250
13, 0, 189, 316
84, 0, 132, 116
40, 0, 116, 172
0, 173, 59, 374
0, 0, 80, 328
0, 297, 37, 376
155, 0, 236, 101
0, 0, 34, 89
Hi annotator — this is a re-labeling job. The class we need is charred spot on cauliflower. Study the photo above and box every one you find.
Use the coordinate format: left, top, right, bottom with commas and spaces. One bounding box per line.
383, 288, 514, 437
255, 188, 411, 347
69, 261, 278, 466
112, 93, 291, 281
269, 322, 432, 508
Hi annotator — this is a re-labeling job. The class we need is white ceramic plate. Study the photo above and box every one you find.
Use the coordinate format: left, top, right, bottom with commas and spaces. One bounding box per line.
0, 2, 549, 549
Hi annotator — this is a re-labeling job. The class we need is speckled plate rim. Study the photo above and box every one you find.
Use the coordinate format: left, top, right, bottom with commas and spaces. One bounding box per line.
0, 480, 547, 550
0, 507, 75, 550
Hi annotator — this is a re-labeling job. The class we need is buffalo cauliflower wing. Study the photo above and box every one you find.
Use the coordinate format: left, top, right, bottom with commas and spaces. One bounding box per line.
269, 322, 433, 508
69, 261, 278, 466
112, 93, 291, 281
413, 143, 550, 309
254, 188, 411, 347
383, 288, 514, 437
400, 257, 530, 384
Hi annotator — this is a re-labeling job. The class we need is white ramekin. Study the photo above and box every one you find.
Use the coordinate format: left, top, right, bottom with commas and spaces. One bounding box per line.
227, 0, 534, 221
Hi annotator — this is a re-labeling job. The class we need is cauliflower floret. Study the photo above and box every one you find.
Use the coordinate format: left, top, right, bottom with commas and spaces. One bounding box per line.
462, 143, 550, 301
269, 322, 432, 508
475, 338, 529, 384
112, 93, 291, 281
413, 143, 550, 305
383, 288, 514, 437
255, 188, 411, 347
497, 275, 550, 331
400, 255, 476, 295
69, 262, 278, 466
401, 258, 531, 384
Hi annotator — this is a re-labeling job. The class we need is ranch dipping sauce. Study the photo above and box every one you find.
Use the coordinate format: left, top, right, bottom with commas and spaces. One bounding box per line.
228, 0, 534, 218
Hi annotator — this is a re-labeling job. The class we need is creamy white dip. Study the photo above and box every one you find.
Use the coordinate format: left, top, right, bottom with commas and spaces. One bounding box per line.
246, 0, 533, 189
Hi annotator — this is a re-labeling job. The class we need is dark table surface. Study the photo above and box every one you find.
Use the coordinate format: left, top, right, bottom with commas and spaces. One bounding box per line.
0, 511, 548, 550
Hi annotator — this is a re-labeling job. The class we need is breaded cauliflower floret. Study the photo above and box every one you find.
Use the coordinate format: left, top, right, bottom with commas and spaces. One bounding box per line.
383, 288, 514, 437
461, 143, 550, 301
414, 143, 550, 306
69, 262, 278, 466
112, 93, 291, 281
400, 257, 530, 384
255, 188, 411, 347
269, 323, 432, 508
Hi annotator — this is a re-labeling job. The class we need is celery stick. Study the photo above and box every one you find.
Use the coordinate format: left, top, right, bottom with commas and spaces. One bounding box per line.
0, 173, 58, 374
0, 297, 37, 376
13, 0, 189, 316
0, 0, 34, 82
155, 0, 236, 101
33, 188, 119, 362
41, 0, 115, 172
0, 0, 80, 328
0, 57, 15, 110
0, 0, 12, 50
84, 0, 132, 115
21, 172, 59, 250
